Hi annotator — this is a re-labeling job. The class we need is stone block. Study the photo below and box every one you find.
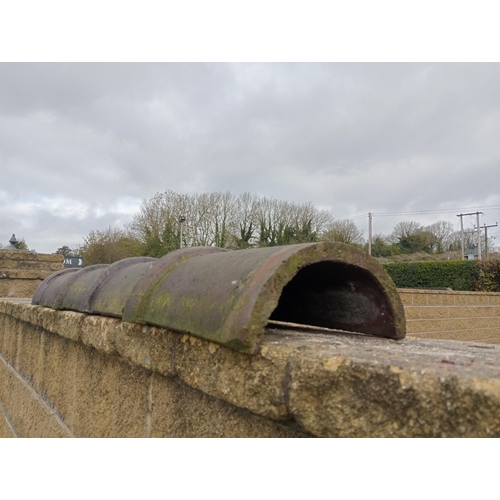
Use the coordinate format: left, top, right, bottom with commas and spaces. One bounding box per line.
449, 306, 467, 318
441, 318, 468, 331
410, 319, 443, 333
54, 310, 84, 343
472, 306, 496, 317
475, 336, 500, 344
404, 307, 421, 320
39, 307, 62, 334
80, 315, 119, 355
13, 322, 42, 389
0, 260, 19, 270
17, 261, 53, 271
420, 307, 449, 319
174, 333, 292, 420
441, 294, 456, 306
37, 332, 78, 427
488, 295, 500, 305
476, 316, 500, 329
112, 360, 150, 438
1, 361, 52, 437
0, 356, 11, 404
283, 333, 500, 437
0, 250, 37, 261
47, 416, 73, 438
466, 295, 480, 305
72, 346, 117, 437
8, 300, 26, 318
0, 410, 16, 438
416, 329, 493, 342
14, 302, 40, 325
0, 314, 19, 365
475, 295, 491, 306
412, 293, 428, 306
426, 293, 443, 306
150, 374, 309, 438
115, 322, 176, 378
398, 291, 413, 306
2, 270, 41, 279
37, 253, 64, 263
406, 321, 415, 334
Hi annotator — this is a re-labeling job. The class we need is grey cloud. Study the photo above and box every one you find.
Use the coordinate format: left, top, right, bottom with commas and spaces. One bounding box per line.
1, 63, 500, 253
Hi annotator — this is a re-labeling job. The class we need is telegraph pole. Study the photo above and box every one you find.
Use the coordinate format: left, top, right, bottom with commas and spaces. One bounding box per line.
475, 223, 498, 259
457, 214, 465, 259
477, 212, 482, 260
368, 212, 372, 256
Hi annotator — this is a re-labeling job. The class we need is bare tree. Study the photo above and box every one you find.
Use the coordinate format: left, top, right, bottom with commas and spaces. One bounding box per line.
388, 221, 423, 244
425, 221, 454, 253
229, 192, 258, 249
127, 190, 188, 255
81, 227, 143, 265
254, 197, 332, 247
125, 189, 336, 254
55, 245, 74, 257
321, 219, 365, 245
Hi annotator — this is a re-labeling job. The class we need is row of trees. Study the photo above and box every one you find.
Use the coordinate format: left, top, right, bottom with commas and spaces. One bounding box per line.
55, 190, 497, 265
66, 191, 367, 265
371, 220, 496, 259
127, 190, 335, 255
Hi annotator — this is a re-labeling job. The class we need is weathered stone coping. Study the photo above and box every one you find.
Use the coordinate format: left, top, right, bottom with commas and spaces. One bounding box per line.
2, 297, 500, 437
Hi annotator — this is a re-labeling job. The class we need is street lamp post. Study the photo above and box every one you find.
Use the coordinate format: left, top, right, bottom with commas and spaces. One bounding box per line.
179, 216, 186, 249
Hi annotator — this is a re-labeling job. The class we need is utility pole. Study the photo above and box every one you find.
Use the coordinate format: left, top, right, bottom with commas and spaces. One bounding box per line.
457, 212, 483, 260
457, 214, 465, 260
477, 212, 482, 260
368, 212, 372, 256
475, 223, 498, 259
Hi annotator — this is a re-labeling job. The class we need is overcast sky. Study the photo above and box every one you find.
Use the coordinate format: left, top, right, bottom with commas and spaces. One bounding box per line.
1, 62, 500, 253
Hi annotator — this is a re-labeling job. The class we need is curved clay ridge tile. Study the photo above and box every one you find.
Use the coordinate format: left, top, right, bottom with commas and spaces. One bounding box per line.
32, 242, 406, 354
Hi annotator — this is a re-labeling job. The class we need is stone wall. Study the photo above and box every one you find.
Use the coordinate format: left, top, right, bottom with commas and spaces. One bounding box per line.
0, 250, 64, 298
2, 297, 500, 437
399, 289, 500, 344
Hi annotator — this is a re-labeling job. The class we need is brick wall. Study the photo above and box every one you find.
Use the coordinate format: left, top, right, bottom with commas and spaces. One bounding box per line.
0, 298, 309, 438
0, 250, 64, 298
3, 297, 500, 437
399, 289, 500, 344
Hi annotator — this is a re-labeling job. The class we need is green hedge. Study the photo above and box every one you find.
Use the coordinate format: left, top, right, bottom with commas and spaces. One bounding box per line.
474, 260, 500, 292
382, 260, 480, 291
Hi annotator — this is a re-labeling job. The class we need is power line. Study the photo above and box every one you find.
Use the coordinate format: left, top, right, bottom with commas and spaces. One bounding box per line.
484, 212, 499, 224
346, 204, 500, 221
373, 206, 500, 217
346, 214, 369, 221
